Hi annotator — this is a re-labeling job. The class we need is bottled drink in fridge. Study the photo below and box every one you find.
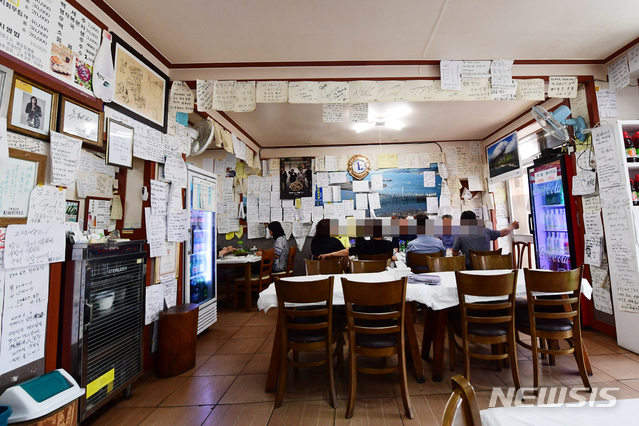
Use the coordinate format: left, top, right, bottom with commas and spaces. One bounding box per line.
634, 176, 639, 207
632, 179, 637, 205
634, 132, 639, 160
625, 132, 635, 162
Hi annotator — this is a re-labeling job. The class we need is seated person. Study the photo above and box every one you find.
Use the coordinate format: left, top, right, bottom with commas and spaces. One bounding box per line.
439, 214, 455, 249
311, 218, 346, 257
218, 245, 235, 258
452, 210, 519, 269
319, 228, 397, 261
391, 216, 417, 250
256, 221, 289, 273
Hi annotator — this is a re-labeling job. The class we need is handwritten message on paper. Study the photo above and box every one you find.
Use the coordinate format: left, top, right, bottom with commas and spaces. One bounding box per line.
516, 79, 545, 100
629, 45, 639, 74
169, 81, 194, 113
440, 61, 462, 91
377, 81, 405, 102
462, 61, 491, 78
196, 79, 214, 111
144, 207, 166, 258
256, 81, 288, 103
164, 156, 187, 189
591, 125, 622, 189
0, 157, 38, 218
349, 81, 378, 103
607, 55, 630, 92
584, 233, 602, 267
404, 80, 435, 101
323, 104, 343, 122
133, 122, 164, 163
462, 79, 491, 101
27, 186, 65, 224
548, 77, 578, 98
213, 80, 237, 111
572, 171, 597, 195
167, 209, 189, 242
319, 82, 349, 103
289, 82, 319, 103
490, 59, 514, 88
582, 194, 601, 214
4, 264, 49, 310
423, 171, 436, 188
491, 80, 518, 101
160, 274, 177, 309
590, 265, 612, 315
233, 81, 256, 112
368, 192, 381, 210
145, 283, 164, 325
583, 212, 604, 236
0, 299, 48, 375
7, 133, 48, 155
150, 179, 169, 216
595, 88, 619, 118
4, 224, 65, 268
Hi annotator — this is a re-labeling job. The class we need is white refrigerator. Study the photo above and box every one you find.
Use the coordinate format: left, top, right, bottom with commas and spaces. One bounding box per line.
184, 165, 218, 333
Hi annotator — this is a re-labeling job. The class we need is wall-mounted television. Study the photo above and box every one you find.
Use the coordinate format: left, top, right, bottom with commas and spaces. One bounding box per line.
486, 131, 522, 184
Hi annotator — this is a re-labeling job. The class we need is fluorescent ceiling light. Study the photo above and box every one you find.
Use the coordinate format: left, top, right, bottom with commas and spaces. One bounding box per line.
354, 122, 375, 133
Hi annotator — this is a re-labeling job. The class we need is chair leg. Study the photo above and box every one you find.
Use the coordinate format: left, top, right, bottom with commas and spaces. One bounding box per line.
463, 336, 471, 382
573, 334, 592, 392
531, 333, 540, 396
492, 344, 502, 371
346, 332, 357, 419
337, 336, 345, 379
548, 339, 557, 366
275, 346, 288, 408
447, 327, 456, 372
326, 341, 337, 409
539, 338, 546, 360
398, 333, 414, 419
508, 330, 521, 390
293, 351, 299, 378
502, 343, 510, 368
233, 285, 239, 310
410, 302, 418, 324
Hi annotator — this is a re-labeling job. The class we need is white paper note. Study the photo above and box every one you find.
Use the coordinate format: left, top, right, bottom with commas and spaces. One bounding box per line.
427, 197, 438, 213
161, 274, 178, 309
323, 103, 343, 122
371, 174, 383, 191
490, 59, 514, 88
368, 192, 381, 210
349, 81, 378, 103
353, 180, 369, 192
595, 88, 619, 118
288, 81, 319, 103
144, 207, 166, 258
0, 299, 48, 374
423, 171, 436, 188
349, 103, 369, 123
516, 79, 545, 101
440, 60, 462, 91
150, 179, 169, 216
548, 77, 578, 98
50, 132, 82, 186
608, 55, 630, 92
27, 186, 65, 224
4, 224, 65, 268
167, 209, 189, 242
169, 81, 194, 113
145, 283, 164, 325
196, 79, 214, 111
356, 193, 368, 210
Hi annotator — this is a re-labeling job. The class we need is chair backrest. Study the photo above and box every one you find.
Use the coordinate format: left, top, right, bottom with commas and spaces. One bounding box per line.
512, 241, 532, 269
349, 259, 389, 273
406, 251, 442, 273
342, 277, 408, 341
455, 270, 518, 330
285, 246, 297, 276
260, 249, 275, 284
442, 375, 483, 426
469, 248, 502, 258
358, 252, 392, 261
523, 267, 583, 324
275, 276, 334, 335
471, 254, 514, 270
305, 258, 344, 275
428, 256, 467, 272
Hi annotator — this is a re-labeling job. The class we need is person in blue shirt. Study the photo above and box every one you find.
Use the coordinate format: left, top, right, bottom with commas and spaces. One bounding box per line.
439, 214, 455, 249
453, 211, 519, 269
406, 213, 446, 256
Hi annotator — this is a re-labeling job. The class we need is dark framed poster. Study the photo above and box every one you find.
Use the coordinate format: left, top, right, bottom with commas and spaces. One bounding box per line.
280, 157, 313, 199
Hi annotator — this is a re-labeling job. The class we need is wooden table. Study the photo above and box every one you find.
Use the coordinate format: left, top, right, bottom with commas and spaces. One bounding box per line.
217, 255, 261, 312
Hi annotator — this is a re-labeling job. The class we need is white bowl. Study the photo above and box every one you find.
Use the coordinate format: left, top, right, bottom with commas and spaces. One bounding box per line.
95, 292, 115, 311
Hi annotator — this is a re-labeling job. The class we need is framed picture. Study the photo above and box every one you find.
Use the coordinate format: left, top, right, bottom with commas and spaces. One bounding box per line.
0, 64, 14, 118
155, 241, 180, 283
59, 96, 105, 149
0, 148, 48, 226
106, 118, 134, 169
65, 200, 80, 223
7, 74, 59, 140
485, 131, 522, 184
110, 32, 169, 133
280, 157, 314, 199
85, 197, 112, 231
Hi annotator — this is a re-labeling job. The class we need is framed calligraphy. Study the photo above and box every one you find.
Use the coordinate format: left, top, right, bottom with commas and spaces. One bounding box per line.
59, 96, 104, 150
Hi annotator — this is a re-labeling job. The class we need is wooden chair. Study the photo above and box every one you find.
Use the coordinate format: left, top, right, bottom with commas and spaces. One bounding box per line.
515, 267, 591, 394
471, 254, 514, 270
349, 259, 389, 273
442, 375, 482, 426
468, 248, 502, 257
427, 256, 467, 272
272, 246, 297, 278
406, 251, 442, 273
358, 252, 392, 261
305, 258, 344, 275
341, 277, 413, 419
447, 270, 521, 389
512, 240, 533, 269
234, 249, 274, 309
274, 276, 345, 408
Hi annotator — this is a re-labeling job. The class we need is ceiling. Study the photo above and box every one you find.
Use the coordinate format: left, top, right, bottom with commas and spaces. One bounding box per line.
102, 0, 639, 148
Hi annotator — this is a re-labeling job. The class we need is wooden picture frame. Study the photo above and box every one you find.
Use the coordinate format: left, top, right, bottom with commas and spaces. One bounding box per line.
109, 32, 169, 133
105, 118, 134, 169
155, 242, 181, 283
59, 96, 105, 150
0, 148, 48, 226
65, 200, 80, 223
84, 196, 112, 231
0, 63, 14, 119
7, 74, 59, 141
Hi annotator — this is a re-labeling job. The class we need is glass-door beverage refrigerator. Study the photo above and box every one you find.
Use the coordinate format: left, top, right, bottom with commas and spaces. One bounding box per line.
527, 154, 583, 271
184, 165, 218, 333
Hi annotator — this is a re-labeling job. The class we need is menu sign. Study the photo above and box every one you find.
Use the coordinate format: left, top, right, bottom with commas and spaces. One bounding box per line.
0, 0, 101, 96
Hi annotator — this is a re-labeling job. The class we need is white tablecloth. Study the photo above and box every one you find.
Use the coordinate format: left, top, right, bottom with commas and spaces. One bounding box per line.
481, 398, 639, 426
217, 255, 261, 265
256, 269, 592, 313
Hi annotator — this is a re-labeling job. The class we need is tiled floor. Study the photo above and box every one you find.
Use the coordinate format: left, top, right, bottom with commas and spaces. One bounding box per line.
85, 307, 638, 425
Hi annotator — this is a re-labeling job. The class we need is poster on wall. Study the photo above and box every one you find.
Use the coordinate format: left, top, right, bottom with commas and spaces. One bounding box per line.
0, 0, 102, 96
280, 157, 313, 199
486, 131, 522, 183
109, 33, 169, 133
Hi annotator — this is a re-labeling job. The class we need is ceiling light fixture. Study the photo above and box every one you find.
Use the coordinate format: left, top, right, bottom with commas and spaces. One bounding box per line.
352, 105, 410, 133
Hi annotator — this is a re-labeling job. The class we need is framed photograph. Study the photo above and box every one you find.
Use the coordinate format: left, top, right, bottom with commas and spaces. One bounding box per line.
0, 64, 14, 118
106, 118, 134, 169
7, 74, 59, 140
155, 241, 180, 283
0, 148, 48, 226
85, 197, 112, 231
280, 157, 314, 199
110, 32, 169, 133
65, 200, 80, 223
486, 131, 522, 184
59, 96, 105, 149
